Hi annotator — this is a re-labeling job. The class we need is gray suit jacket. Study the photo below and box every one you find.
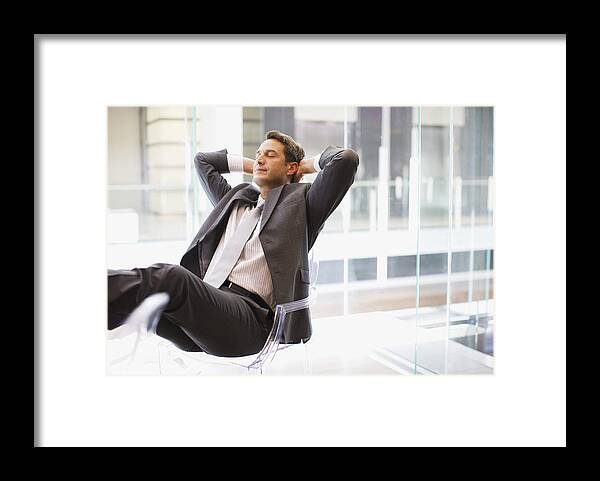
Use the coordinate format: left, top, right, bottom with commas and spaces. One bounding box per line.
180, 145, 359, 343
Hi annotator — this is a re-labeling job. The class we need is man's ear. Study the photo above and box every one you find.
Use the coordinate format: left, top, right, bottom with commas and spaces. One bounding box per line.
288, 162, 301, 183
287, 162, 299, 176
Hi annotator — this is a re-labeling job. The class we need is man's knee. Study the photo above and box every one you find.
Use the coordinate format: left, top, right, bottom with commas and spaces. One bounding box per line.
160, 264, 190, 290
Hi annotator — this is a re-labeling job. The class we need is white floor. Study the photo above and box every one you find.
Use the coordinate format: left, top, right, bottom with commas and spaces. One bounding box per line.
106, 302, 494, 376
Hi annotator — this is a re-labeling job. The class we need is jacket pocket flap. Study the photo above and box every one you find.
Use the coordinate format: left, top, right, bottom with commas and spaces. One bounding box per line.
300, 267, 311, 284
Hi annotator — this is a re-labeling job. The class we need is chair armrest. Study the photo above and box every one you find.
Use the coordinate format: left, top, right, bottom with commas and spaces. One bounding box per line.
274, 296, 311, 315
247, 296, 311, 373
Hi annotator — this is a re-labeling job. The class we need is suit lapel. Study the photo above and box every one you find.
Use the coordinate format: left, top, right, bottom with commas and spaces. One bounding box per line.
259, 184, 283, 234
202, 185, 260, 242
183, 184, 259, 256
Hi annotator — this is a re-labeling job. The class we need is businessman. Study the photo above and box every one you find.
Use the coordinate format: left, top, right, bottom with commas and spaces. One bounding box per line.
108, 130, 359, 357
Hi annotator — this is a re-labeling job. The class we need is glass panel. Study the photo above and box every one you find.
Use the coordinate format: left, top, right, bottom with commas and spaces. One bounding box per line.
389, 107, 412, 230
349, 257, 377, 282
107, 106, 187, 243
293, 106, 347, 234
445, 106, 494, 373
294, 106, 345, 156
351, 107, 419, 373
415, 106, 451, 374
294, 107, 347, 319
387, 255, 417, 278
349, 107, 380, 233
350, 181, 377, 232
413, 106, 495, 374
316, 259, 344, 284
455, 107, 494, 226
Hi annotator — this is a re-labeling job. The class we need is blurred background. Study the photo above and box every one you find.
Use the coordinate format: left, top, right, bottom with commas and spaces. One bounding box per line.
107, 105, 494, 375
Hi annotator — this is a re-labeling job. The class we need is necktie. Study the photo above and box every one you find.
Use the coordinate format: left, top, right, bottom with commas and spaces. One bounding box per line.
202, 202, 264, 288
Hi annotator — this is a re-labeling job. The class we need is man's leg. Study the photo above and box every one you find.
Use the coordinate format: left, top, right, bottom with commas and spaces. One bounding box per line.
108, 268, 143, 330
108, 263, 272, 357
155, 314, 204, 352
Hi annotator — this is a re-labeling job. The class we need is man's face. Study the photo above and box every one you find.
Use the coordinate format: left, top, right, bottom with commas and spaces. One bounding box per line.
253, 139, 298, 189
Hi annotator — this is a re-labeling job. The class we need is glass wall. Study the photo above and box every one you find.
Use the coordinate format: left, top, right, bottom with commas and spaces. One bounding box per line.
445, 106, 494, 373
412, 106, 494, 374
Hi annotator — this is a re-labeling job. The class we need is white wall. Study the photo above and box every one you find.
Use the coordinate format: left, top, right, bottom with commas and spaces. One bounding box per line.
107, 107, 142, 185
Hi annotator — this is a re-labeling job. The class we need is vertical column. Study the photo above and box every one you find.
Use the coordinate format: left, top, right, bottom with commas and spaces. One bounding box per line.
485, 174, 494, 312
342, 107, 350, 315
453, 176, 463, 229
145, 106, 187, 217
194, 106, 245, 226
144, 107, 188, 243
408, 116, 420, 236
185, 106, 201, 241
377, 107, 390, 284
445, 107, 455, 375
413, 106, 422, 375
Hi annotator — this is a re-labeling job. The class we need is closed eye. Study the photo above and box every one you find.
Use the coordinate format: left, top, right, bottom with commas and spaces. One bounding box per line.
256, 149, 277, 157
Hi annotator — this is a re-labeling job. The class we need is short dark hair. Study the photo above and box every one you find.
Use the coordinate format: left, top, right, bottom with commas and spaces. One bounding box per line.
265, 130, 305, 164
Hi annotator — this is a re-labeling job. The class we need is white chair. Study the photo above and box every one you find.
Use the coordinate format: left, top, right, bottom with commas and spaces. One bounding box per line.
157, 250, 319, 376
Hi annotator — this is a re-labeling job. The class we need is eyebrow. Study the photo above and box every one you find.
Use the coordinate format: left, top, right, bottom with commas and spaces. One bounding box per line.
256, 148, 278, 155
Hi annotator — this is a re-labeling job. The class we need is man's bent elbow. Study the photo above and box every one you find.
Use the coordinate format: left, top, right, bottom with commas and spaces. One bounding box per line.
194, 151, 208, 166
341, 148, 360, 170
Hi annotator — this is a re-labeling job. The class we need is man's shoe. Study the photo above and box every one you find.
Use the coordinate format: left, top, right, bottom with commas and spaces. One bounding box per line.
107, 292, 170, 369
107, 292, 170, 341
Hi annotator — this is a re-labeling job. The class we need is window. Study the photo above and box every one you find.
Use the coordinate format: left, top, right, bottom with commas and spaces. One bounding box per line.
107, 107, 188, 244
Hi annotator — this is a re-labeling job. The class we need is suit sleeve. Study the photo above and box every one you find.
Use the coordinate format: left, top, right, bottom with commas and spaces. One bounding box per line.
305, 145, 360, 247
194, 149, 231, 207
